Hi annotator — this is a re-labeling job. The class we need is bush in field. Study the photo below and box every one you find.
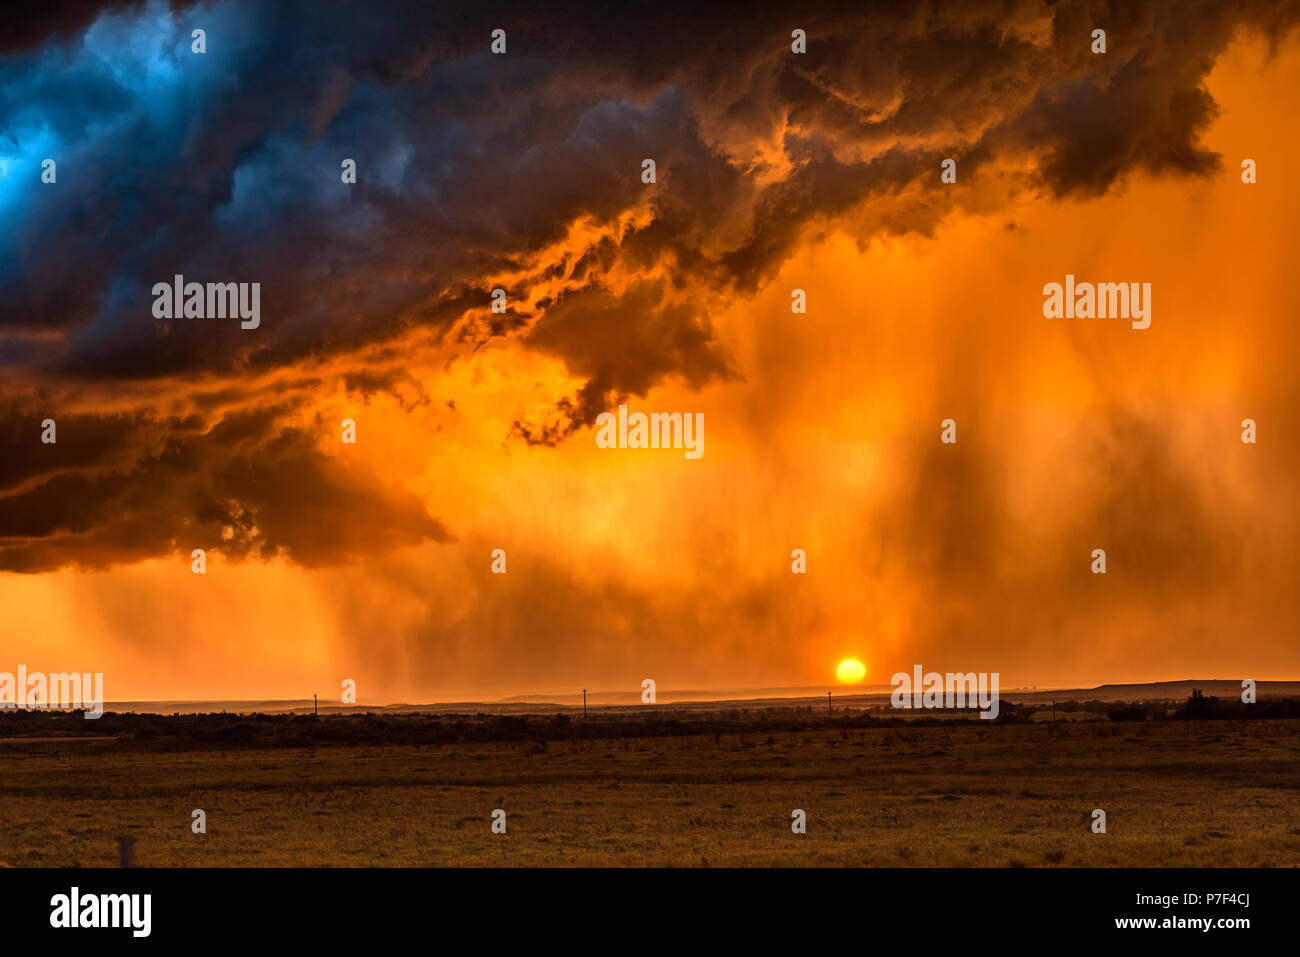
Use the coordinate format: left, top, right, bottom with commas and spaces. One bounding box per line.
1107, 705, 1148, 722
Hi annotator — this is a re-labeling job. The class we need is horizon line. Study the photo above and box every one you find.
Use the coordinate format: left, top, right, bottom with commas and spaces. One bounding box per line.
55, 676, 1296, 711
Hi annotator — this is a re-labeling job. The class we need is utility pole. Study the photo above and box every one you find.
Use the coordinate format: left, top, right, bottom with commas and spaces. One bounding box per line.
314, 693, 318, 717
583, 688, 587, 722
827, 691, 832, 718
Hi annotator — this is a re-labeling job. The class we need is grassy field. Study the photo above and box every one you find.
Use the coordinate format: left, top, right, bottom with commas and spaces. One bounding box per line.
2, 718, 1298, 866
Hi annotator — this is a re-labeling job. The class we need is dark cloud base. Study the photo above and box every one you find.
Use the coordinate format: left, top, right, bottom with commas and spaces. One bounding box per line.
1, 0, 1295, 571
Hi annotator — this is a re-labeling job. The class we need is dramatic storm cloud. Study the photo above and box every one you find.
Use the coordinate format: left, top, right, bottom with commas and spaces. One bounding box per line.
1, 0, 1297, 698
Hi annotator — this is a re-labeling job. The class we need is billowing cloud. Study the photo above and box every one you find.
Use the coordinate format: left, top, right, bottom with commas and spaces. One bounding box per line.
1, 0, 1298, 697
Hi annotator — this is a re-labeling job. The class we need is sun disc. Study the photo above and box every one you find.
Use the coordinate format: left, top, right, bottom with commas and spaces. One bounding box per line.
836, 658, 866, 684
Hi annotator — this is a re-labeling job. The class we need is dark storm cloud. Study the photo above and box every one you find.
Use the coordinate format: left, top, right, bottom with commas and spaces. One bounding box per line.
0, 399, 150, 493
0, 397, 451, 571
0, 1, 179, 55
7, 0, 1291, 373
1, 0, 1295, 570
513, 277, 737, 443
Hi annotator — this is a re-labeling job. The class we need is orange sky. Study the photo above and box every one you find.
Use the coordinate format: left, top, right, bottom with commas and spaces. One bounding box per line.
2, 13, 1298, 702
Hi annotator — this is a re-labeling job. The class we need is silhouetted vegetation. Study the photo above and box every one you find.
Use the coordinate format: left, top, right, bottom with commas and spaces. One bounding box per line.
0, 698, 1025, 751
3, 693, 1297, 751
1172, 689, 1300, 720
1107, 705, 1149, 722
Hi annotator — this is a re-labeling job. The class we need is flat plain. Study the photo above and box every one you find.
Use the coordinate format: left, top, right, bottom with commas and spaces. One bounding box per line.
2, 716, 1297, 866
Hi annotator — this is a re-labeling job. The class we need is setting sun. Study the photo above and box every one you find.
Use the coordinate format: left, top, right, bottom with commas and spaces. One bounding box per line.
836, 659, 866, 684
